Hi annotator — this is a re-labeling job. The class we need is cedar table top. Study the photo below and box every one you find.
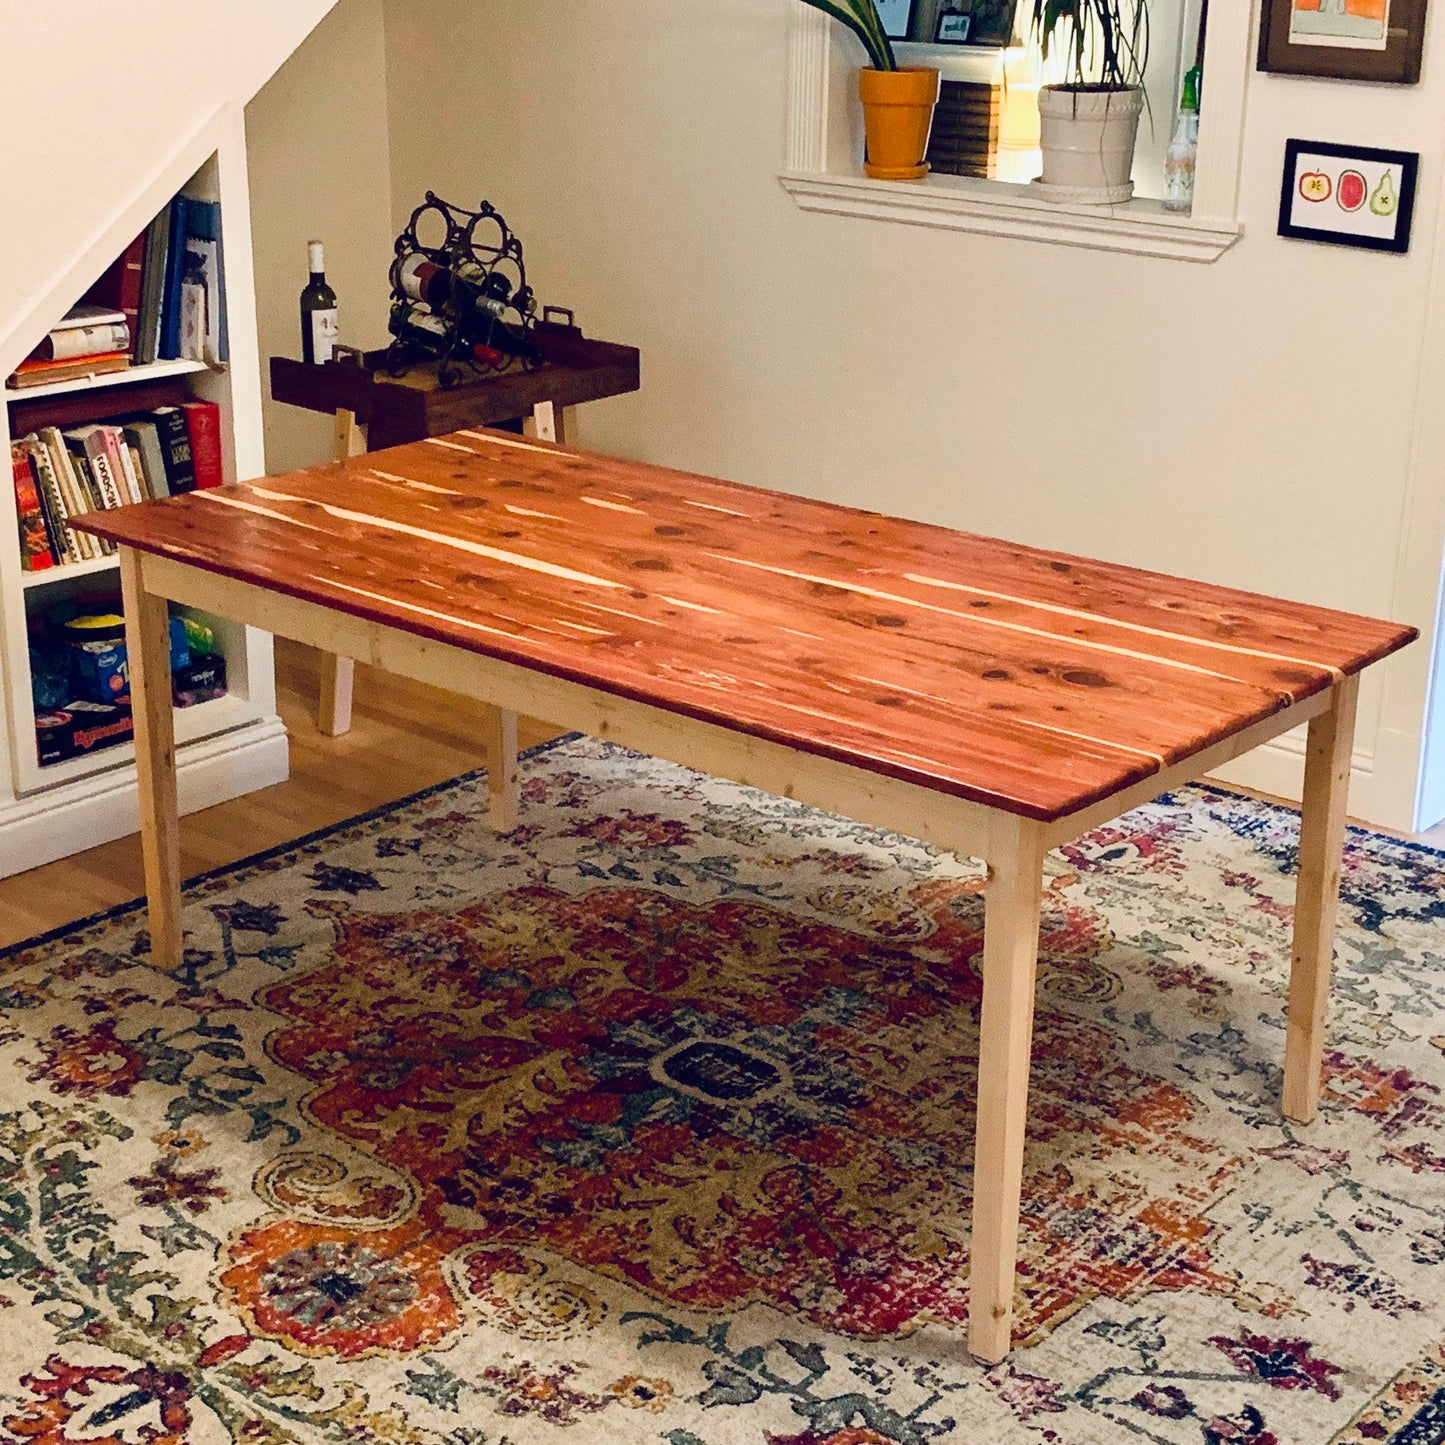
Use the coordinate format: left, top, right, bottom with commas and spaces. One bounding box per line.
76, 430, 1417, 823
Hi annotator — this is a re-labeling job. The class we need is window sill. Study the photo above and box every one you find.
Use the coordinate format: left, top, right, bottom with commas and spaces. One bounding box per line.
778, 168, 1244, 262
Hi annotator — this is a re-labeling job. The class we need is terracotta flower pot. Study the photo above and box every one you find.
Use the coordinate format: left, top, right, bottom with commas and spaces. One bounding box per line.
859, 66, 941, 181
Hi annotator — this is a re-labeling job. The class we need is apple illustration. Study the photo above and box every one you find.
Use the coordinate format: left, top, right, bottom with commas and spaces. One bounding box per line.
1337, 169, 1367, 212
1299, 171, 1332, 203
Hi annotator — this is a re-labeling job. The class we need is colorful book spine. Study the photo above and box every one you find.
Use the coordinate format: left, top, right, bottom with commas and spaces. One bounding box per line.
122, 420, 170, 499
30, 432, 87, 562
159, 194, 190, 360
185, 200, 228, 363
63, 429, 123, 512
82, 232, 147, 356
10, 442, 54, 571
182, 401, 224, 489
151, 407, 196, 493
137, 206, 171, 364
108, 427, 145, 505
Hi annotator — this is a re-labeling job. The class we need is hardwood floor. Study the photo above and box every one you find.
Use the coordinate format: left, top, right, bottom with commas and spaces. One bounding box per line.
0, 640, 560, 949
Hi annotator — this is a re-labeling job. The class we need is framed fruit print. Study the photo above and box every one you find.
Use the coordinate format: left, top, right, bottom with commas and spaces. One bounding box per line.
1278, 140, 1419, 252
1258, 0, 1427, 83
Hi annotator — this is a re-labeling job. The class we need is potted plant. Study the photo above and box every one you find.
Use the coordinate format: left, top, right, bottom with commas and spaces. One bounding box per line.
801, 2, 941, 181
1029, 0, 1151, 203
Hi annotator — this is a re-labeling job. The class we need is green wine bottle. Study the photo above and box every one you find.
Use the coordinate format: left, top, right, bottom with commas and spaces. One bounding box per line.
300, 241, 338, 365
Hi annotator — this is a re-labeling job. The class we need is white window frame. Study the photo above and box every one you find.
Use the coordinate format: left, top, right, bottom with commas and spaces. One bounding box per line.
779, 6, 1251, 262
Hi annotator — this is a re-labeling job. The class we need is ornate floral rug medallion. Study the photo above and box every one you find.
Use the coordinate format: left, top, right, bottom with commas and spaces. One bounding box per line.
3, 736, 1445, 1445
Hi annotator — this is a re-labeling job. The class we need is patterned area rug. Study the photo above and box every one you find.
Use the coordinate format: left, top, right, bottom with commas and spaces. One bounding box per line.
3, 737, 1445, 1445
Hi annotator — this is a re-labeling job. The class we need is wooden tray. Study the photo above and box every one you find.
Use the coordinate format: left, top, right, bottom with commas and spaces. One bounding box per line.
269, 317, 640, 451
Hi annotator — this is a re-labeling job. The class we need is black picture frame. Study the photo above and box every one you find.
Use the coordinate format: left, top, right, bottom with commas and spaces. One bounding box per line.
935, 8, 974, 42
1258, 0, 1426, 83
1277, 139, 1419, 253
873, 0, 915, 40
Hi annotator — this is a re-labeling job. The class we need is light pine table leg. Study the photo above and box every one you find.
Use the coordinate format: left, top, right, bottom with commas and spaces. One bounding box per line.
1283, 673, 1360, 1124
119, 547, 183, 972
969, 816, 1047, 1365
317, 408, 367, 737
317, 653, 355, 737
531, 400, 565, 444
482, 704, 520, 831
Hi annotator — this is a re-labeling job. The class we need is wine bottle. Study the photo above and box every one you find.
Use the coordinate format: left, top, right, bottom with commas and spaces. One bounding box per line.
397, 252, 452, 307
388, 304, 508, 369
300, 241, 339, 364
402, 254, 515, 322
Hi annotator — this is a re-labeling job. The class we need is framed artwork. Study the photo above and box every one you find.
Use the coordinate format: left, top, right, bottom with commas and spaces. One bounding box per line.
941, 0, 1021, 45
873, 0, 915, 39
1258, 0, 1427, 83
936, 8, 973, 41
1277, 140, 1419, 252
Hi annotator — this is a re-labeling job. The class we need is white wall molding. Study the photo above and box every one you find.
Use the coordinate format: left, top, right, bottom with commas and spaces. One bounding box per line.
781, 3, 1251, 262
0, 717, 289, 880
1378, 120, 1445, 832
779, 170, 1242, 260
1209, 733, 1380, 825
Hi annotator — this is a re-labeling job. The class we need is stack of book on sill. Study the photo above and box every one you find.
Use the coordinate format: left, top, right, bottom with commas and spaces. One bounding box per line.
926, 78, 1002, 179
9, 401, 223, 572
5, 193, 228, 390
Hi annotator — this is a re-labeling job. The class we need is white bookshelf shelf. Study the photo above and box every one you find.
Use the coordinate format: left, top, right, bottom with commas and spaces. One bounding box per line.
5, 358, 213, 405
20, 555, 121, 591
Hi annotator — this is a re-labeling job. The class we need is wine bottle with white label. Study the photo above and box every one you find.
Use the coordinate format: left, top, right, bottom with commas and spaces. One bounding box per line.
300, 241, 339, 364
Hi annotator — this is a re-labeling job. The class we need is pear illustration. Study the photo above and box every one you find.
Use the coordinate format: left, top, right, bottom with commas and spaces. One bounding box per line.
1371, 171, 1399, 217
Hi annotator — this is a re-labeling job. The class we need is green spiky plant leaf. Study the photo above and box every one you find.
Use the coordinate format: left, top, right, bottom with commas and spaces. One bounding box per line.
1030, 0, 1150, 88
798, 0, 899, 71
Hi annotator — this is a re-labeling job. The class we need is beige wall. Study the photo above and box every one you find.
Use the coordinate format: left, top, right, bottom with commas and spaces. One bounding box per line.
0, 0, 337, 371
246, 0, 396, 474
378, 0, 1445, 828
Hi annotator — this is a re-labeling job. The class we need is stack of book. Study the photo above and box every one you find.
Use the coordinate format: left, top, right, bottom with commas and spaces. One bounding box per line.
9, 400, 224, 572
5, 192, 228, 390
7, 306, 132, 390
926, 79, 1002, 179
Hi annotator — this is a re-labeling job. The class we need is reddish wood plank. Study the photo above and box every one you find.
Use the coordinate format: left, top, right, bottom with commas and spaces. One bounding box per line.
75, 429, 1416, 822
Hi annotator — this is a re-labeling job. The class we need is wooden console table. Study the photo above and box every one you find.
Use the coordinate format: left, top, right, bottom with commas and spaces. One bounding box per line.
269, 314, 639, 734
77, 429, 1414, 1365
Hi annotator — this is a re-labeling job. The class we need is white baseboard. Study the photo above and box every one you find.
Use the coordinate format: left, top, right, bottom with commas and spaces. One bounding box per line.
0, 717, 290, 880
1205, 726, 1385, 826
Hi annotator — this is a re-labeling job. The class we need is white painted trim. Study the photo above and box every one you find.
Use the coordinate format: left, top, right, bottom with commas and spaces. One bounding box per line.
781, 4, 1251, 263
0, 716, 289, 880
1377, 123, 1445, 833
1208, 734, 1380, 824
779, 170, 1242, 260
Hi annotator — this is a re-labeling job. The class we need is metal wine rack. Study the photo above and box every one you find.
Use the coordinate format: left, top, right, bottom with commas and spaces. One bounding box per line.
385, 192, 540, 388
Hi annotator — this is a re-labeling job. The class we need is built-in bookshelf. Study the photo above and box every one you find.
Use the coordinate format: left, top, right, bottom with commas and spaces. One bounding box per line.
0, 123, 288, 879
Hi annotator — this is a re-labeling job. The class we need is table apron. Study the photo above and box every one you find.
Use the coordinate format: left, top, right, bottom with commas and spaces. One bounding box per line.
140, 553, 1332, 863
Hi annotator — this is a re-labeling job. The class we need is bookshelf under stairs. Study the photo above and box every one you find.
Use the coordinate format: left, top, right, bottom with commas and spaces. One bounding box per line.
0, 131, 288, 879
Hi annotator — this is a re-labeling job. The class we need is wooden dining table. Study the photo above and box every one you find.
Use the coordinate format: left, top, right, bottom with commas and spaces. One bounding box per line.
75, 429, 1416, 1364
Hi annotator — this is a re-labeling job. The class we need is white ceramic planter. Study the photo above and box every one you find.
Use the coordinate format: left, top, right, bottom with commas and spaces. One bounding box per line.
1033, 86, 1144, 204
